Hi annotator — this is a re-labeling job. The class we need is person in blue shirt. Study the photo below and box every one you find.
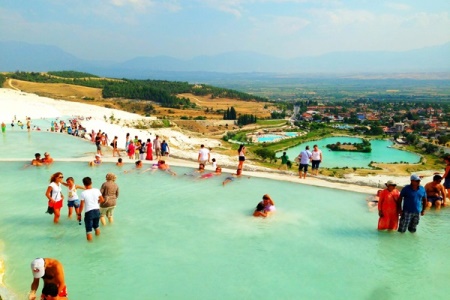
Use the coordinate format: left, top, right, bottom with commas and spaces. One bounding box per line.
398, 174, 427, 233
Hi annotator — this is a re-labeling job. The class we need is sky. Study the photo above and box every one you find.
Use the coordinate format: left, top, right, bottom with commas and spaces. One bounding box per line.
0, 0, 449, 62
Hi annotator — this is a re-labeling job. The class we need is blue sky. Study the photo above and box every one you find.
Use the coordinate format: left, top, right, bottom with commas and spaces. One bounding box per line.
1, 0, 449, 61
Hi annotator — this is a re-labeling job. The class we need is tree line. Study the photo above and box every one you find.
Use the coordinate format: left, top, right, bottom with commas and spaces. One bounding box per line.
8, 71, 267, 108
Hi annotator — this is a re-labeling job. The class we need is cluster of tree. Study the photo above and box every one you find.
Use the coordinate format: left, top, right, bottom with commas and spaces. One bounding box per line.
271, 111, 286, 119
254, 148, 276, 162
0, 74, 5, 85
47, 71, 99, 78
326, 139, 371, 153
9, 71, 267, 109
237, 114, 257, 126
353, 125, 384, 135
192, 84, 267, 102
223, 107, 237, 120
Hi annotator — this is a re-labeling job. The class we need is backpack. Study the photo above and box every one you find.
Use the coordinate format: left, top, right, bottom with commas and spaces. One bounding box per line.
141, 143, 147, 153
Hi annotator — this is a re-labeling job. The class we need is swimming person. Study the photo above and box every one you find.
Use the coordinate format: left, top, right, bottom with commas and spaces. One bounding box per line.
200, 166, 222, 179
116, 158, 123, 167
100, 173, 119, 225
398, 174, 427, 233
222, 168, 243, 186
253, 194, 276, 218
31, 153, 43, 166
158, 160, 177, 176
45, 172, 64, 224
41, 152, 54, 164
88, 154, 102, 166
377, 180, 400, 231
424, 174, 446, 210
78, 177, 104, 241
29, 258, 68, 300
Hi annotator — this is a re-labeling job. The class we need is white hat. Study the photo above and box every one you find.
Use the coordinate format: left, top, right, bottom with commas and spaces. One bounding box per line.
31, 258, 45, 278
95, 154, 101, 157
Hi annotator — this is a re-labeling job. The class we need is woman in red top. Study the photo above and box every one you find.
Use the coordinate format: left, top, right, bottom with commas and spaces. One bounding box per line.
145, 138, 153, 160
378, 180, 401, 230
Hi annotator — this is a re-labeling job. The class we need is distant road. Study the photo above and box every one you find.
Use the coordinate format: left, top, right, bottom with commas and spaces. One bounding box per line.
8, 79, 21, 91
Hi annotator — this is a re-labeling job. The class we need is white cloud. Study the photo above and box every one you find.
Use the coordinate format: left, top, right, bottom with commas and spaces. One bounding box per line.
385, 2, 411, 11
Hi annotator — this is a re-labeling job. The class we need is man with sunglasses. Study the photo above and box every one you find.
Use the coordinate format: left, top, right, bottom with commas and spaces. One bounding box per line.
398, 174, 427, 233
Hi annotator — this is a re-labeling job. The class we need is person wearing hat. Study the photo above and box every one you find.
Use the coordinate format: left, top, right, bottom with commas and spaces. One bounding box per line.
29, 258, 67, 300
424, 174, 446, 210
398, 174, 427, 233
377, 180, 401, 230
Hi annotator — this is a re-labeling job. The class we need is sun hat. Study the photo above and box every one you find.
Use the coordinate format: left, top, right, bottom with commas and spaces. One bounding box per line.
410, 174, 421, 181
95, 154, 101, 157
31, 258, 45, 278
385, 180, 397, 186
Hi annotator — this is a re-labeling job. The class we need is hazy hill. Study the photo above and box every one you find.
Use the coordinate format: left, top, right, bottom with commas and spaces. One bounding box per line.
0, 40, 449, 77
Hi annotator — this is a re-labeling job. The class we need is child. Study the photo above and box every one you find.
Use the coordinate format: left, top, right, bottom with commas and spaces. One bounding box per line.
61, 177, 85, 219
211, 158, 217, 170
127, 141, 135, 160
78, 177, 104, 242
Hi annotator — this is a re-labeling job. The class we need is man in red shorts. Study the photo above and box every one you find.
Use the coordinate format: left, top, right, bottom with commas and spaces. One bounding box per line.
29, 258, 68, 300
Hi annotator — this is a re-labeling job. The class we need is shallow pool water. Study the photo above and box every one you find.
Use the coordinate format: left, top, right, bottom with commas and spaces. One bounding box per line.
0, 133, 449, 300
281, 137, 420, 168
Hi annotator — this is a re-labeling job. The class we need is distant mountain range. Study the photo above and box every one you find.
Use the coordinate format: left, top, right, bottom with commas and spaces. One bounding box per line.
0, 40, 449, 80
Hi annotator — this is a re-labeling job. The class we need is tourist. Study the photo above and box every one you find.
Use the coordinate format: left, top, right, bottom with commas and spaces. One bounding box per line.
222, 168, 243, 186
311, 144, 323, 176
200, 166, 222, 179
78, 177, 104, 241
197, 163, 206, 173
158, 160, 176, 176
145, 138, 153, 160
211, 158, 217, 170
124, 160, 143, 173
253, 194, 276, 218
1, 121, 6, 133
100, 173, 119, 225
41, 152, 54, 164
111, 136, 120, 157
161, 140, 170, 157
298, 146, 312, 179
61, 177, 85, 219
88, 154, 102, 166
238, 144, 246, 170
424, 174, 446, 210
135, 139, 142, 160
29, 258, 68, 300
41, 283, 68, 300
31, 153, 43, 166
95, 131, 103, 156
138, 139, 146, 160
278, 152, 289, 170
45, 172, 64, 224
398, 174, 427, 233
125, 132, 130, 149
90, 129, 95, 142
377, 180, 401, 231
116, 158, 123, 167
153, 135, 162, 160
27, 117, 31, 132
442, 156, 450, 201
127, 140, 135, 160
198, 144, 210, 166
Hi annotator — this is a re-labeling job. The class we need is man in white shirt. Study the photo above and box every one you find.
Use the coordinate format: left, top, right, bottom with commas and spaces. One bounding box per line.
198, 144, 210, 166
298, 146, 312, 179
78, 177, 105, 242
